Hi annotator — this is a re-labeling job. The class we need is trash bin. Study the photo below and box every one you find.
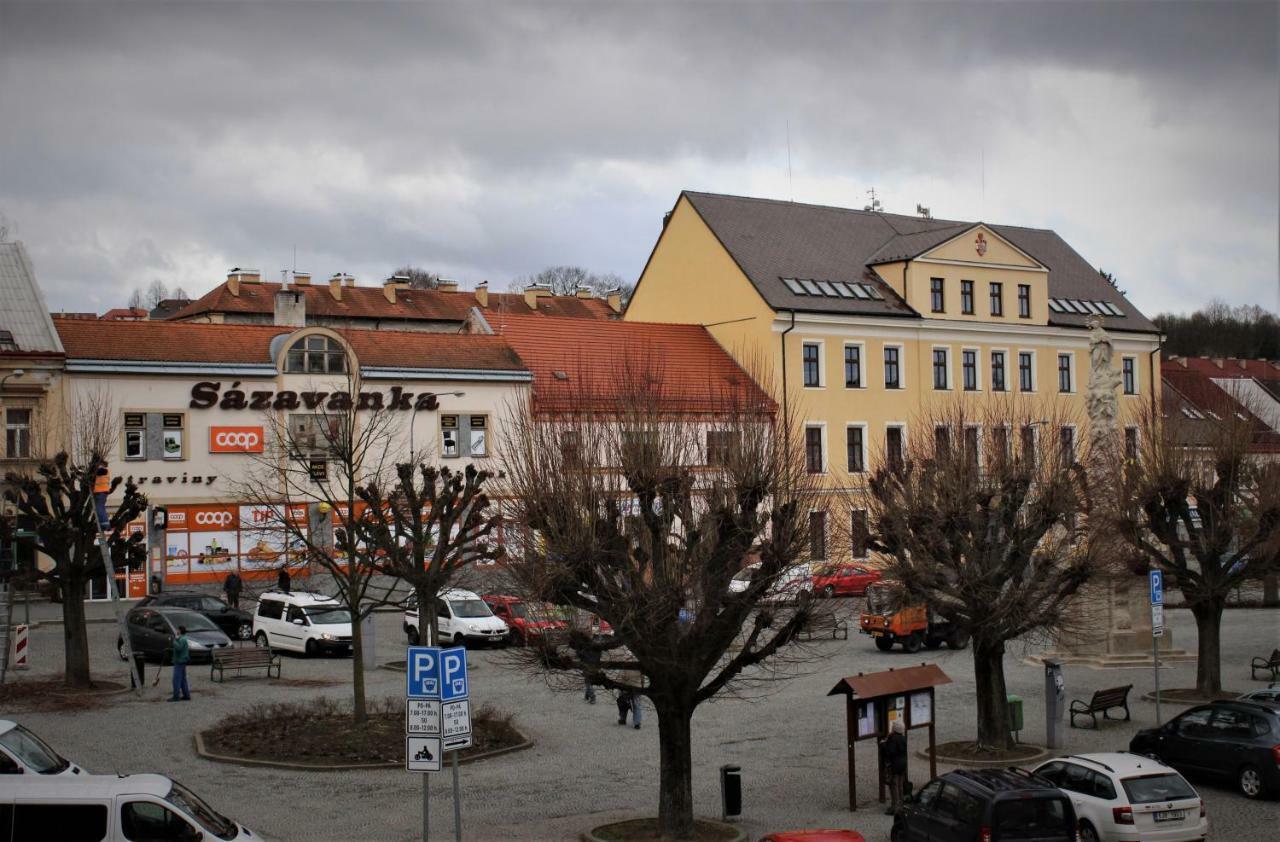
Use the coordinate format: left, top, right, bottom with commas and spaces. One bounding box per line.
1007, 694, 1023, 738
720, 764, 742, 820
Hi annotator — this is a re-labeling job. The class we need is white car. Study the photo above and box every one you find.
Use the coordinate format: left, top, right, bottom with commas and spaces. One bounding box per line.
0, 720, 83, 776
728, 562, 812, 602
403, 588, 509, 647
1032, 752, 1207, 842
0, 772, 264, 840
1238, 685, 1280, 704
252, 590, 353, 656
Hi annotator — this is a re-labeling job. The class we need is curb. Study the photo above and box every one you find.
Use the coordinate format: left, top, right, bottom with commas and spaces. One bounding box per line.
580, 818, 746, 842
193, 731, 533, 771
918, 744, 1051, 767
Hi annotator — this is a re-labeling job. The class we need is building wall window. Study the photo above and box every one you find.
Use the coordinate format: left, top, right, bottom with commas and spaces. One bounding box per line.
706, 430, 738, 466
991, 351, 1007, 392
561, 430, 583, 467
5, 408, 31, 459
1060, 426, 1075, 464
805, 426, 824, 474
1017, 284, 1031, 318
964, 426, 980, 470
884, 346, 902, 389
990, 282, 1004, 316
846, 425, 865, 473
1124, 426, 1139, 461
121, 411, 185, 462
962, 350, 978, 391
284, 334, 347, 374
934, 425, 951, 459
850, 509, 869, 558
991, 426, 1010, 466
1021, 425, 1037, 467
844, 345, 863, 388
809, 511, 827, 560
1018, 351, 1034, 392
1057, 353, 1073, 393
932, 348, 950, 390
960, 280, 975, 314
885, 426, 904, 473
930, 278, 945, 313
441, 414, 488, 458
1122, 357, 1137, 395
289, 413, 339, 480
802, 342, 821, 387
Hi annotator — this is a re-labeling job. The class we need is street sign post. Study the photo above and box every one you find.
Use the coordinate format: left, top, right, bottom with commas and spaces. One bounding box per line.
406, 645, 472, 841
1149, 570, 1164, 724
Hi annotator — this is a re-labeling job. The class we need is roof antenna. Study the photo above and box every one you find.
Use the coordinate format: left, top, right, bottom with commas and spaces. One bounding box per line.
786, 120, 793, 201
863, 187, 882, 213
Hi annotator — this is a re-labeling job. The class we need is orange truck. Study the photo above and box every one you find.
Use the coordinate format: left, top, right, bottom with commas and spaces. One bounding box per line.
859, 581, 969, 653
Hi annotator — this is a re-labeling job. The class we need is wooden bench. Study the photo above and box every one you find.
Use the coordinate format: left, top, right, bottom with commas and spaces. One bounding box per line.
1252, 649, 1280, 681
211, 646, 281, 683
799, 609, 849, 641
1070, 685, 1132, 729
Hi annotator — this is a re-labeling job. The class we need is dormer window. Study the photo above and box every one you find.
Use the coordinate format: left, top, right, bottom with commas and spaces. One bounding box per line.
284, 335, 347, 374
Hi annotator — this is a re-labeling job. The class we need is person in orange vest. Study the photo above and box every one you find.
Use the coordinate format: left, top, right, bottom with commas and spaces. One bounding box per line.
93, 465, 111, 530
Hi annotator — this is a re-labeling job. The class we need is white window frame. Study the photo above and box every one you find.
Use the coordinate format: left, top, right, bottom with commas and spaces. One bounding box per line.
883, 343, 906, 390
843, 341, 866, 390
4, 405, 32, 460
845, 422, 868, 474
800, 339, 825, 389
1056, 350, 1076, 394
961, 347, 982, 392
931, 345, 952, 391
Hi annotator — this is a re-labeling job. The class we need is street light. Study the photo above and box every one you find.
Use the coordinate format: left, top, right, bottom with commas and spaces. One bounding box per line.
409, 391, 466, 457
0, 368, 25, 395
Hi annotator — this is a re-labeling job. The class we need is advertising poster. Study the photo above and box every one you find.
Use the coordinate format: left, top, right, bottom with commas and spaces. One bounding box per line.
856, 701, 877, 738
910, 691, 932, 726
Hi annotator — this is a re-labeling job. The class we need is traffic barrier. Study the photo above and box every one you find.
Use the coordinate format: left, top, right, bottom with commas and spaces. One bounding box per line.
12, 624, 28, 670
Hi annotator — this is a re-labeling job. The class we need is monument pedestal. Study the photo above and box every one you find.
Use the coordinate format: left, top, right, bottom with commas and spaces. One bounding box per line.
1039, 575, 1194, 669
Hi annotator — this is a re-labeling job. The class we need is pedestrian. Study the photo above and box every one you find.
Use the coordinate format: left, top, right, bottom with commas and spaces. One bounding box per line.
881, 719, 908, 814
615, 667, 643, 729
168, 625, 191, 702
277, 566, 290, 594
577, 637, 600, 704
92, 465, 111, 530
224, 571, 242, 609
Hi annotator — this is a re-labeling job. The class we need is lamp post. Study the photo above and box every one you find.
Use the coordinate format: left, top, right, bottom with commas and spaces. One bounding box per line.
409, 391, 465, 458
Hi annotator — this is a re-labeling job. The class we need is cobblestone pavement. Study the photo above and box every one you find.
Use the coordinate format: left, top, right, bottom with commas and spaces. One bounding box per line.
7, 599, 1280, 841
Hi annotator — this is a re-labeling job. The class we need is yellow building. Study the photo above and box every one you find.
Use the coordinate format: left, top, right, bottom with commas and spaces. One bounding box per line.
627, 191, 1162, 565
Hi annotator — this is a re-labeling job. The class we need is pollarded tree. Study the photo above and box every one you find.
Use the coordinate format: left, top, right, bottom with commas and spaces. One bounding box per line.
865, 402, 1098, 753
2, 453, 147, 687
501, 358, 821, 840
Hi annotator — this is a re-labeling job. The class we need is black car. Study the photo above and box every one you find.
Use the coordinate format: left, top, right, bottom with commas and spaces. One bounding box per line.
892, 768, 1076, 842
117, 606, 233, 663
1130, 699, 1280, 799
137, 591, 254, 640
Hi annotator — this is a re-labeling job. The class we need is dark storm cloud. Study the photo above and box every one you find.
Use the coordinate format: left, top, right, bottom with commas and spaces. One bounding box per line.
0, 0, 1275, 314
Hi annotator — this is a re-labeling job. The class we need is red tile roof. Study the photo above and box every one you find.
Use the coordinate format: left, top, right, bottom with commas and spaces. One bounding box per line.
55, 319, 527, 373
1166, 356, 1280, 379
1161, 365, 1280, 452
492, 314, 773, 414
169, 281, 616, 323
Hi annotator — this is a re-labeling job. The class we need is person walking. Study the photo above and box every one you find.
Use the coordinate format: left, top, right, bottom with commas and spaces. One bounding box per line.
276, 566, 290, 594
92, 465, 111, 530
881, 719, 908, 814
615, 667, 643, 729
223, 571, 242, 609
168, 625, 191, 702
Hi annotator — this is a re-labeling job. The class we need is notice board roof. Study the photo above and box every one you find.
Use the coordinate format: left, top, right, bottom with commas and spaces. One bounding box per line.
827, 664, 952, 699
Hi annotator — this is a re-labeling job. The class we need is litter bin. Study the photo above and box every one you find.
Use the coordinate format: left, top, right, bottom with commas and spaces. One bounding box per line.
1007, 694, 1023, 741
720, 764, 742, 820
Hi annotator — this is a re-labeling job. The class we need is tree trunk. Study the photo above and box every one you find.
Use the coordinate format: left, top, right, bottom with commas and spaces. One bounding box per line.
972, 640, 1011, 753
350, 607, 367, 724
656, 702, 695, 841
61, 575, 92, 688
1263, 575, 1279, 609
1190, 596, 1226, 696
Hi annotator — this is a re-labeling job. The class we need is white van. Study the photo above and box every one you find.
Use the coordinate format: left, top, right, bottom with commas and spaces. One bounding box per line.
403, 588, 509, 647
252, 590, 353, 656
0, 773, 263, 840
0, 720, 83, 776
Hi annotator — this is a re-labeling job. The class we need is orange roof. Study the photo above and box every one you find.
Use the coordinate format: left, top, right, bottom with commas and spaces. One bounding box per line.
1166, 356, 1280, 379
492, 314, 773, 414
169, 281, 616, 323
55, 319, 527, 373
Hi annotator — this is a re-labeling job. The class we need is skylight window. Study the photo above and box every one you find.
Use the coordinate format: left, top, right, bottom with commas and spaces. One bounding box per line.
849, 284, 869, 299
799, 279, 823, 295
816, 280, 839, 297
782, 277, 806, 295
1048, 299, 1066, 313
832, 282, 855, 298
862, 284, 884, 300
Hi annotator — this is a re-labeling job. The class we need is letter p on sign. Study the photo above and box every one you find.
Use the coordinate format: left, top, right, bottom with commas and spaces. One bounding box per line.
407, 647, 439, 698
440, 647, 468, 701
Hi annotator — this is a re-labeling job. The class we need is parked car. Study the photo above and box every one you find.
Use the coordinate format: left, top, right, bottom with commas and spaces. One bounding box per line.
1237, 685, 1280, 704
252, 590, 353, 656
891, 768, 1076, 842
481, 595, 570, 646
116, 606, 232, 663
1129, 699, 1280, 799
403, 588, 509, 647
0, 721, 83, 776
812, 564, 882, 598
729, 562, 812, 602
135, 591, 254, 641
1031, 752, 1207, 842
0, 772, 263, 840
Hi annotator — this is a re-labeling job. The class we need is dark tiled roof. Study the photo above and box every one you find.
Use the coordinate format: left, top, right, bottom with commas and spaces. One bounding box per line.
681, 191, 1157, 333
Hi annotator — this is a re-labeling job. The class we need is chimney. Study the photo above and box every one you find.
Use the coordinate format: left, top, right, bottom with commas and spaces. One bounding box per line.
1236, 358, 1247, 370
524, 282, 551, 310
605, 287, 623, 313
475, 281, 488, 308
383, 275, 410, 304
575, 286, 593, 299
343, 276, 355, 287
437, 278, 460, 293
292, 271, 311, 286
226, 267, 260, 297
274, 289, 306, 326
328, 273, 348, 301
1213, 358, 1225, 369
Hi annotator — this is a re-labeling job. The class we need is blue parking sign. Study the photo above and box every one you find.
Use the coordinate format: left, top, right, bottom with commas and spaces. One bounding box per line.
407, 646, 441, 698
439, 646, 469, 701
1149, 570, 1163, 606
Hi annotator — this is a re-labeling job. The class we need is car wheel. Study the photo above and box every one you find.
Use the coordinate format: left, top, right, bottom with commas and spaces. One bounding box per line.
823, 585, 836, 598
236, 621, 253, 641
875, 637, 895, 652
947, 631, 970, 650
1238, 764, 1264, 799
255, 631, 269, 648
406, 626, 420, 646
903, 632, 924, 654
305, 639, 317, 658
1078, 820, 1100, 842
117, 638, 128, 661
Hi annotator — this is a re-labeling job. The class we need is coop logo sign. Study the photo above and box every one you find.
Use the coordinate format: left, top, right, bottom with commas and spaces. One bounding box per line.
209, 426, 265, 453
194, 511, 234, 527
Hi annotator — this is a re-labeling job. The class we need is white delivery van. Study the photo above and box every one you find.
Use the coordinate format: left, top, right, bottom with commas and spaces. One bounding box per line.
403, 588, 509, 647
251, 590, 353, 656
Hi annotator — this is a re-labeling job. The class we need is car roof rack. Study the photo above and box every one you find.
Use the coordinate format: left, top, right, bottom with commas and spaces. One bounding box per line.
1064, 755, 1116, 773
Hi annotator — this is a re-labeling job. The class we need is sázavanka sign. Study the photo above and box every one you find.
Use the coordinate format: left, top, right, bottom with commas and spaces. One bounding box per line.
189, 382, 441, 412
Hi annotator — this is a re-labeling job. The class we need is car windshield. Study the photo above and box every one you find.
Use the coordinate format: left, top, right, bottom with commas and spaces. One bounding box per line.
165, 611, 219, 632
197, 597, 227, 612
1121, 773, 1197, 804
166, 780, 238, 840
303, 605, 351, 624
865, 585, 902, 614
450, 599, 493, 618
993, 797, 1070, 839
0, 724, 70, 774
528, 603, 571, 623
732, 565, 759, 583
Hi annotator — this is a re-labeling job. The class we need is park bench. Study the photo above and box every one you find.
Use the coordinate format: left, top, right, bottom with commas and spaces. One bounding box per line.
799, 609, 849, 641
1069, 684, 1133, 729
1251, 648, 1280, 681
211, 646, 281, 683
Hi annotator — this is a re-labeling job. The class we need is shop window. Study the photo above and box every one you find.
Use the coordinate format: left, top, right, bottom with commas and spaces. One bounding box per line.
440, 414, 489, 459
960, 280, 974, 314
161, 414, 184, 461
124, 413, 145, 460
120, 412, 185, 462
4, 407, 31, 459
284, 334, 346, 374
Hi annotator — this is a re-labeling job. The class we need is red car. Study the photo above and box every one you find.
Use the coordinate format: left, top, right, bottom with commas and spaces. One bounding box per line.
812, 564, 881, 598
481, 595, 571, 646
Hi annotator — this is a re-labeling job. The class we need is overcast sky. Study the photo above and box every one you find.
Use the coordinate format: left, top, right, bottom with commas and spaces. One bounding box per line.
1, 0, 1276, 317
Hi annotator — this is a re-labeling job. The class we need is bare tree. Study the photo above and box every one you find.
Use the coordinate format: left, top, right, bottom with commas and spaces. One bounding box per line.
865, 401, 1097, 753
144, 280, 170, 309
68, 387, 120, 466
501, 357, 820, 839
393, 265, 440, 290
512, 264, 633, 303
1115, 402, 1280, 695
171, 286, 190, 301
1, 453, 147, 687
126, 288, 143, 310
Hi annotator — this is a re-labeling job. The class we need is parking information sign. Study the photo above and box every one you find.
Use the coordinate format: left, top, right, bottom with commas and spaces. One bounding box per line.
407, 735, 442, 772
1149, 570, 1165, 638
407, 699, 442, 734
406, 645, 473, 769
440, 647, 469, 701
